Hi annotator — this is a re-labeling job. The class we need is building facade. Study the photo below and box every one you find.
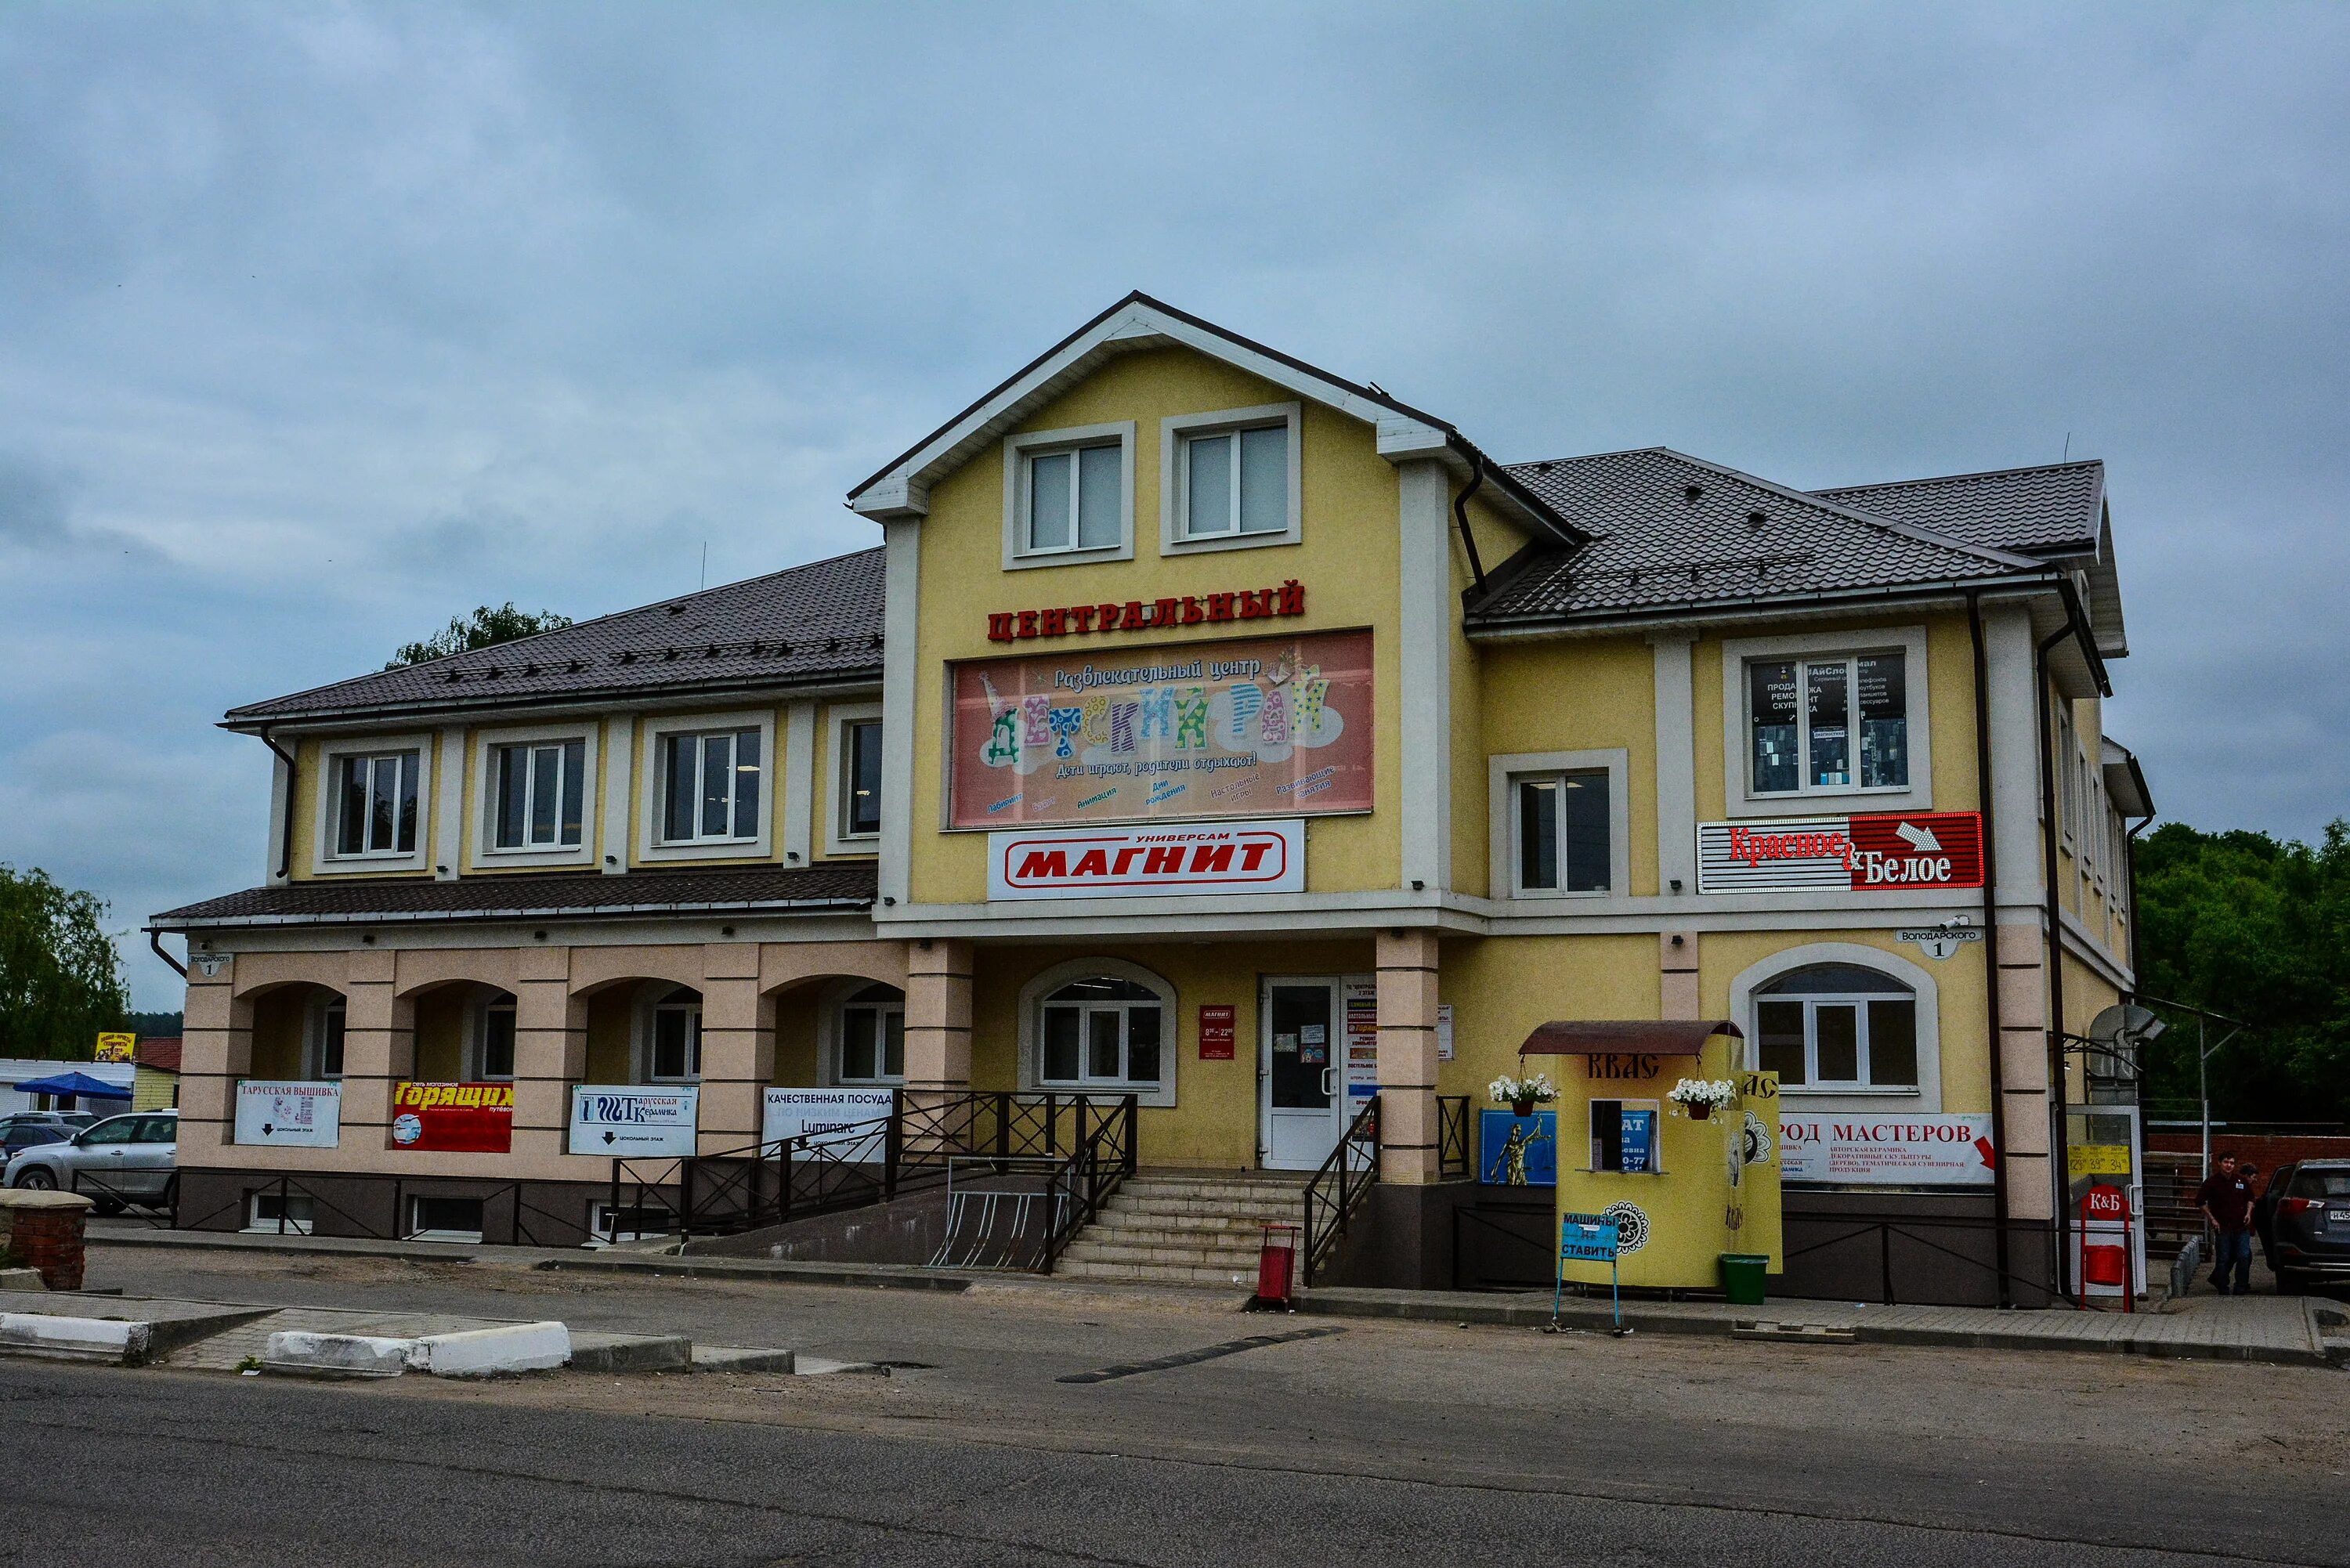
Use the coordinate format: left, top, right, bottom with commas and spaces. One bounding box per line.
155, 295, 2152, 1302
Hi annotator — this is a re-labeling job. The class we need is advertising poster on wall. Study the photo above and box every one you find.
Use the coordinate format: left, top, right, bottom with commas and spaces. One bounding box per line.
1478, 1110, 1557, 1186
949, 629, 1374, 829
390, 1082, 514, 1154
1696, 812, 1985, 894
761, 1088, 894, 1162
1777, 1112, 1996, 1185
1341, 980, 1379, 1103
567, 1086, 699, 1157
1198, 1005, 1237, 1060
234, 1081, 342, 1148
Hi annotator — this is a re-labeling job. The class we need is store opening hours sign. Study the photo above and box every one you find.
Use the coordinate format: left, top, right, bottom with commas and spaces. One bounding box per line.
1697, 811, 1983, 894
989, 819, 1303, 900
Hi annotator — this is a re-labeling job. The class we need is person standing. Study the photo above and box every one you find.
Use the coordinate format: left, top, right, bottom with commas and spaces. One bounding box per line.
2196, 1151, 2256, 1295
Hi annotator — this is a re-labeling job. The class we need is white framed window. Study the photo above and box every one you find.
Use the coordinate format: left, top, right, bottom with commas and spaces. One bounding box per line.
642, 986, 703, 1083
1488, 749, 1630, 902
1002, 421, 1136, 569
830, 705, 884, 851
245, 1190, 314, 1235
1752, 964, 1919, 1090
1721, 628, 1932, 818
833, 983, 906, 1085
306, 996, 346, 1081
405, 1194, 484, 1244
470, 992, 518, 1081
1160, 402, 1303, 554
1017, 959, 1178, 1108
638, 710, 776, 862
314, 733, 433, 873
473, 724, 598, 866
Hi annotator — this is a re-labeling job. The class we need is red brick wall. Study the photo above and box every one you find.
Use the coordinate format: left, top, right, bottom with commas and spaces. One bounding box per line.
2148, 1133, 2350, 1172
5, 1208, 87, 1292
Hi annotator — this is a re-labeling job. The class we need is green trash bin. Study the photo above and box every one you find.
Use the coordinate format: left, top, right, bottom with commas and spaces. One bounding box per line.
1719, 1252, 1769, 1306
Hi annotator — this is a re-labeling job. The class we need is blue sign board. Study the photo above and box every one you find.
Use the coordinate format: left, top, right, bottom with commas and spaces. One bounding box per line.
1559, 1212, 1622, 1263
1619, 1108, 1656, 1174
1479, 1110, 1558, 1186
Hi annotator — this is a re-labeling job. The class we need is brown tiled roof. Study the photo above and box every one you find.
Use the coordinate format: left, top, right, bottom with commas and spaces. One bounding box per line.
152, 863, 877, 929
225, 548, 885, 726
136, 1037, 183, 1074
1466, 448, 2048, 627
1814, 460, 2104, 556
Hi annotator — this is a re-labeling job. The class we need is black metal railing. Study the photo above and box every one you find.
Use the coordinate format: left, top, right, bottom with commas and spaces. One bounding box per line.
1302, 1097, 1380, 1285
606, 1089, 1140, 1245
1042, 1118, 1133, 1274
1780, 1210, 2071, 1308
1437, 1095, 1471, 1180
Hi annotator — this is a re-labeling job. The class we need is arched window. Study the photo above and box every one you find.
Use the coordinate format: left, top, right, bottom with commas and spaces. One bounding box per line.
1039, 977, 1164, 1089
306, 996, 346, 1080
1753, 964, 1917, 1089
835, 983, 906, 1084
644, 986, 703, 1082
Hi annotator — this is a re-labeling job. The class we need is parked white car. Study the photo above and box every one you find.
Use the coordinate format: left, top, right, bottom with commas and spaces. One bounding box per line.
3, 1110, 177, 1213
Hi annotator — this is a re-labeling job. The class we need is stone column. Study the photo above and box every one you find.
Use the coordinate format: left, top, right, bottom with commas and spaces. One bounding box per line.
1996, 921, 2055, 1223
338, 948, 403, 1149
1375, 930, 1441, 1184
902, 940, 974, 1097
696, 944, 769, 1154
176, 956, 243, 1167
512, 946, 584, 1162
1659, 932, 1701, 1023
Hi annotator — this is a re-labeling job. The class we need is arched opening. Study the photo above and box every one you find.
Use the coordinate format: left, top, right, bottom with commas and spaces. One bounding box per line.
405, 981, 520, 1082
1017, 959, 1177, 1107
1752, 963, 1918, 1090
244, 983, 349, 1082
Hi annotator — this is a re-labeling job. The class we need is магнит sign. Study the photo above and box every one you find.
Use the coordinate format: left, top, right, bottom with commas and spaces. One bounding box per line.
1697, 812, 1984, 894
390, 1082, 514, 1154
950, 630, 1372, 829
234, 1081, 342, 1147
989, 819, 1304, 900
1198, 1004, 1237, 1060
567, 1086, 699, 1157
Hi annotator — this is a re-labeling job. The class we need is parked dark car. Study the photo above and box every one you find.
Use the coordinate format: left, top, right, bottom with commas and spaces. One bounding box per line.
0, 1111, 92, 1158
2254, 1161, 2350, 1292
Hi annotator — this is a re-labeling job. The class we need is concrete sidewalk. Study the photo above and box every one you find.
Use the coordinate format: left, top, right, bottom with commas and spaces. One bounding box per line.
1294, 1283, 2349, 1367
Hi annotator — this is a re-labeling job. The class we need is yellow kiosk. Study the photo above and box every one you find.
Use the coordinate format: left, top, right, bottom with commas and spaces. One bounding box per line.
1520, 1021, 1783, 1302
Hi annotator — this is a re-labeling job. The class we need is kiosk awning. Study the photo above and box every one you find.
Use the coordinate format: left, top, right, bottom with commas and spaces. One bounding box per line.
1518, 1020, 1743, 1056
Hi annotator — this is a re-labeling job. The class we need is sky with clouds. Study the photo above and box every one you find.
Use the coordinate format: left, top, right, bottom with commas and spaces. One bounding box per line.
2, 2, 2345, 1010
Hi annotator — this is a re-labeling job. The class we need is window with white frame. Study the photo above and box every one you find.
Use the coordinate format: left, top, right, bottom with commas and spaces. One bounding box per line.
1038, 977, 1164, 1090
331, 748, 421, 857
308, 998, 346, 1080
472, 993, 517, 1081
490, 739, 586, 851
1748, 651, 1907, 796
1752, 964, 1918, 1089
659, 728, 762, 844
1178, 422, 1289, 540
835, 983, 905, 1084
841, 719, 882, 840
645, 987, 702, 1082
1022, 440, 1124, 555
1510, 768, 1611, 894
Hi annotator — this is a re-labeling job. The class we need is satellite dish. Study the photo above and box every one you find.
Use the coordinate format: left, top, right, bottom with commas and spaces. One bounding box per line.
2088, 1003, 2167, 1047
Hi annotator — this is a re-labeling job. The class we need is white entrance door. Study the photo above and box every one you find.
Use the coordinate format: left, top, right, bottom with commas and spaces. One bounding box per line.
1261, 977, 1349, 1171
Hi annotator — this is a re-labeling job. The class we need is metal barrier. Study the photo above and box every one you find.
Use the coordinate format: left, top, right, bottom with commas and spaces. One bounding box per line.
1303, 1097, 1380, 1284
1437, 1095, 1471, 1181
1041, 1120, 1132, 1274
1779, 1210, 2068, 1307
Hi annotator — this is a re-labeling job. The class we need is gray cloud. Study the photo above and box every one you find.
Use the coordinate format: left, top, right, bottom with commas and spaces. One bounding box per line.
0, 2, 2344, 1007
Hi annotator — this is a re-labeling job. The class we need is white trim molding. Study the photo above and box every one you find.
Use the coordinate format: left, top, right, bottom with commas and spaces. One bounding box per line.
470, 720, 601, 871
598, 714, 634, 874
1488, 748, 1632, 901
1159, 401, 1304, 555
310, 732, 435, 876
635, 708, 778, 864
877, 518, 922, 910
1650, 632, 1697, 897
1729, 941, 1943, 1112
1397, 459, 1452, 892
432, 725, 466, 880
1719, 624, 1934, 819
1001, 419, 1137, 570
825, 702, 885, 856
780, 700, 817, 867
1015, 956, 1179, 1110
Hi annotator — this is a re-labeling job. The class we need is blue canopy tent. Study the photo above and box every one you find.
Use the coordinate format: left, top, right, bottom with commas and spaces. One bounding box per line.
14, 1071, 132, 1106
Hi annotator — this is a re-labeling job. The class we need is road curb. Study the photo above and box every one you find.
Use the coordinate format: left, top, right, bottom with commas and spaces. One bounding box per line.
0, 1312, 155, 1365
535, 1254, 977, 1292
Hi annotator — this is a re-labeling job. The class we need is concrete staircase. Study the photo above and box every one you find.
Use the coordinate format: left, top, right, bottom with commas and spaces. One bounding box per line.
1054, 1170, 1309, 1287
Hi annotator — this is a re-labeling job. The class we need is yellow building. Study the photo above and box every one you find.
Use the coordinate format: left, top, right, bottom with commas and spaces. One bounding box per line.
155, 295, 2151, 1304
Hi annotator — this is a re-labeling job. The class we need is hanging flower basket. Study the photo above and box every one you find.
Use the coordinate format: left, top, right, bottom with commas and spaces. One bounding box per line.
1489, 1073, 1556, 1118
1668, 1078, 1737, 1120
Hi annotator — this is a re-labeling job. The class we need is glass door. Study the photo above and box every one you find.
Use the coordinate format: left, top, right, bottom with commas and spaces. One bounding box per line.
1262, 979, 1343, 1170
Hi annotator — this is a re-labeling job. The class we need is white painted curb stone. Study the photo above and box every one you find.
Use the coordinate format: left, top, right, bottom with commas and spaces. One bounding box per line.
262, 1330, 414, 1379
0, 1313, 154, 1364
405, 1321, 571, 1378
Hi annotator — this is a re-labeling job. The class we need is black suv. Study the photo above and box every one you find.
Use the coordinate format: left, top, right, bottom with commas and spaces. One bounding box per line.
2254, 1161, 2350, 1292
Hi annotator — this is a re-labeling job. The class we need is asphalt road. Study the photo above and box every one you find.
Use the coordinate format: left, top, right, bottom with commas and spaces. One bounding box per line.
5, 1244, 2347, 1567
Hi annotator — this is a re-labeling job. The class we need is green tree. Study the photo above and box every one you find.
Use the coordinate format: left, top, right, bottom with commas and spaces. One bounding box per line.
0, 865, 131, 1060
2135, 819, 2350, 1125
386, 603, 572, 669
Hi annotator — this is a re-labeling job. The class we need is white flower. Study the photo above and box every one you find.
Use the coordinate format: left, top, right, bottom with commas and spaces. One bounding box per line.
1488, 1072, 1558, 1106
1667, 1078, 1737, 1107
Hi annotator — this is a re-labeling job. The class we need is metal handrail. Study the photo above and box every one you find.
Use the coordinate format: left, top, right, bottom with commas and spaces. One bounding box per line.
1040, 1118, 1133, 1274
1302, 1097, 1380, 1285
